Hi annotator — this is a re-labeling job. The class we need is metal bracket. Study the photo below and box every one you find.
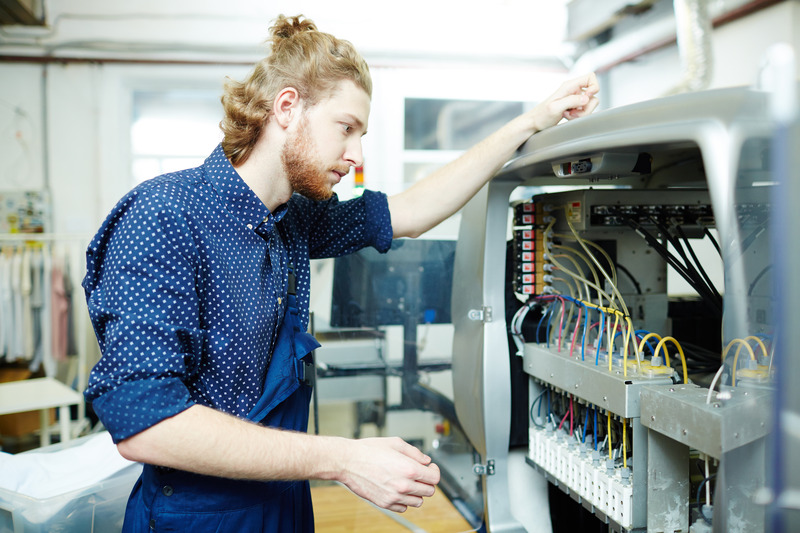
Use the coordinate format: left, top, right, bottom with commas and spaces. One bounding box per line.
468, 306, 493, 323
473, 459, 495, 476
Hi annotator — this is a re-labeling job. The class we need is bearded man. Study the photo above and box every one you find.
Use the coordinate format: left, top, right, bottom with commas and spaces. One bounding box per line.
83, 14, 598, 532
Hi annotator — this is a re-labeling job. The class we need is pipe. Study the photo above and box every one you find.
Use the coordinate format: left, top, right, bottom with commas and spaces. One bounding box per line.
664, 0, 713, 95
572, 0, 784, 76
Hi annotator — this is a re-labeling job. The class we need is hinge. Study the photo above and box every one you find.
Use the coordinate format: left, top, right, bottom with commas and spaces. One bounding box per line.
468, 306, 493, 323
473, 459, 495, 476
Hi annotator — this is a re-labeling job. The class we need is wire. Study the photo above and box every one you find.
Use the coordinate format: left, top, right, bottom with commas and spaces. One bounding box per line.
706, 365, 726, 405
704, 226, 721, 257
697, 474, 716, 525
723, 338, 757, 386
530, 389, 548, 428
747, 265, 773, 296
607, 412, 612, 460
676, 225, 722, 302
582, 404, 591, 444
565, 218, 628, 316
615, 263, 643, 294
625, 218, 722, 314
653, 336, 689, 384
622, 419, 627, 469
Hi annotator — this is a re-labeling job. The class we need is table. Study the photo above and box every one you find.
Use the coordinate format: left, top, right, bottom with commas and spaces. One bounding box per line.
0, 377, 83, 446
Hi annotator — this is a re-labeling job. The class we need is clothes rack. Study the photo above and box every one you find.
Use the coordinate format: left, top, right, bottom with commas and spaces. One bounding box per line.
0, 233, 92, 441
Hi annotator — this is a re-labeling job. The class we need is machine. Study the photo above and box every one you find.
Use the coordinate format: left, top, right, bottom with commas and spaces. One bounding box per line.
447, 83, 786, 532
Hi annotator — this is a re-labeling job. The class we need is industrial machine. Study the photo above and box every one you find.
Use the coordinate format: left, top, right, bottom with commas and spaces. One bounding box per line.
448, 83, 788, 532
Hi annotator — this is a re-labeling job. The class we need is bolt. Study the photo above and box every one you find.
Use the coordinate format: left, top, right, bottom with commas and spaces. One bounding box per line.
651, 415, 655, 421
682, 429, 688, 436
669, 388, 675, 392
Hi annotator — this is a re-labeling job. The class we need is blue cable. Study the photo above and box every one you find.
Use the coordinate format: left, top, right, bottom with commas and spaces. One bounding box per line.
545, 302, 556, 349
635, 329, 656, 354
536, 308, 549, 344
595, 308, 606, 365
582, 404, 590, 444
581, 301, 589, 361
593, 407, 598, 450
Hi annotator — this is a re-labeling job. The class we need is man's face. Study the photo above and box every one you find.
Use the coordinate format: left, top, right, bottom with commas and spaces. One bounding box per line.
281, 80, 370, 201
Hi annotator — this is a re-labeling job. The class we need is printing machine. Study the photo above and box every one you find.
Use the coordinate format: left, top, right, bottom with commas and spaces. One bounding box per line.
442, 77, 797, 532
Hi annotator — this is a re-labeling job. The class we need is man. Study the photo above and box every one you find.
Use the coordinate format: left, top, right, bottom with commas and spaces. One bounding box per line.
83, 14, 599, 532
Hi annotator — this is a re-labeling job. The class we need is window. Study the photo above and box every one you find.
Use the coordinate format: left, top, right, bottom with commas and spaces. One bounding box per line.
130, 89, 223, 185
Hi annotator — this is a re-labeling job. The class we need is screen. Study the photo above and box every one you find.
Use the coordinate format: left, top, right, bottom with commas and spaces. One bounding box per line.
330, 239, 456, 327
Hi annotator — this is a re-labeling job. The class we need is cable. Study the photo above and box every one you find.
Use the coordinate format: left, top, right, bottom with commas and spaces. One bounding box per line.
615, 263, 643, 294
582, 404, 591, 444
697, 474, 717, 525
723, 338, 757, 386
747, 265, 773, 296
676, 225, 722, 302
653, 336, 689, 384
530, 389, 548, 428
565, 218, 628, 316
703, 226, 721, 257
625, 218, 722, 314
622, 419, 627, 469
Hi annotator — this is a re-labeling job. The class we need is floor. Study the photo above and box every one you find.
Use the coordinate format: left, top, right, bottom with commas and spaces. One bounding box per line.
311, 483, 474, 533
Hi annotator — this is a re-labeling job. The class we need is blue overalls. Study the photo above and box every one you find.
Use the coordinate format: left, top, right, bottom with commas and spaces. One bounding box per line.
122, 267, 321, 532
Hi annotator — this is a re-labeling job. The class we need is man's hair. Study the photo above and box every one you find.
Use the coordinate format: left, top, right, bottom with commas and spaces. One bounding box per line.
220, 14, 372, 166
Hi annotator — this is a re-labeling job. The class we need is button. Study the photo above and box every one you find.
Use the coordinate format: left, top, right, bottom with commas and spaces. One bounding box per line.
162, 485, 174, 497
277, 297, 282, 305
246, 223, 253, 230
149, 519, 156, 530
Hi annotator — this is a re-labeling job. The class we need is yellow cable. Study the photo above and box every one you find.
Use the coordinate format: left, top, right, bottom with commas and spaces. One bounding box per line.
637, 332, 663, 357
724, 338, 757, 386
607, 411, 612, 460
653, 336, 689, 384
622, 419, 627, 469
623, 315, 641, 375
610, 312, 620, 372
745, 335, 769, 360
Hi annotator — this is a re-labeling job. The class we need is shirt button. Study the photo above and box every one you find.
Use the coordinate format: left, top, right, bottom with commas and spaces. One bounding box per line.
162, 485, 174, 497
246, 223, 253, 230
149, 519, 156, 529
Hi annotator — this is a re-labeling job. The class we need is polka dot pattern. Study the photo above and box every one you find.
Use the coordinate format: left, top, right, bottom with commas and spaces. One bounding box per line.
83, 144, 392, 442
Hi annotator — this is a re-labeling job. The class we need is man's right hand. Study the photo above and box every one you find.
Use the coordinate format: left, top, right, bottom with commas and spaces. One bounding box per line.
335, 436, 441, 513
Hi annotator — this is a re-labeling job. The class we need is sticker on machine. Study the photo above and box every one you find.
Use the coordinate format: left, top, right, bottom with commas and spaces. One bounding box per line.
567, 201, 582, 224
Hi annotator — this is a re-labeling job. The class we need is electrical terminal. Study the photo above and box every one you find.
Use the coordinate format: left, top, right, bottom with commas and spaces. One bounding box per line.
626, 359, 674, 378
529, 425, 633, 530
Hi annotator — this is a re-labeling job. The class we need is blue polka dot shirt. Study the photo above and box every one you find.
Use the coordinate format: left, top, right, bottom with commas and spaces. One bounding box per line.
83, 144, 393, 443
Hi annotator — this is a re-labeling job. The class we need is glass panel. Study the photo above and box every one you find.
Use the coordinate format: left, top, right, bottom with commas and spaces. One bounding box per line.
405, 99, 524, 151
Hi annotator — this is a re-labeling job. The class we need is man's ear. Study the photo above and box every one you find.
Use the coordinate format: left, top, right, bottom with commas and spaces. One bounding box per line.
273, 87, 301, 129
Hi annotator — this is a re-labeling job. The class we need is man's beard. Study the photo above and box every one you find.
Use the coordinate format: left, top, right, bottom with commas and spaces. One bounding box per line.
281, 117, 338, 202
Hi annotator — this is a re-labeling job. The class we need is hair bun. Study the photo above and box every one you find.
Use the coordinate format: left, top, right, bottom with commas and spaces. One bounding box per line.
270, 14, 318, 40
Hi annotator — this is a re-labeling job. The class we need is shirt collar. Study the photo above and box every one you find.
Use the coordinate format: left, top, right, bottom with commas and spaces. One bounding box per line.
202, 144, 288, 235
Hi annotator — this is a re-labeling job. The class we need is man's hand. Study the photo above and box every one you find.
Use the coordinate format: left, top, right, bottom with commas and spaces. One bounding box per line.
530, 72, 600, 133
337, 436, 441, 513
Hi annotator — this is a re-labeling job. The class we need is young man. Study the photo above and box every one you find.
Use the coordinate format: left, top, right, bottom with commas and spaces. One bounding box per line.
83, 14, 599, 532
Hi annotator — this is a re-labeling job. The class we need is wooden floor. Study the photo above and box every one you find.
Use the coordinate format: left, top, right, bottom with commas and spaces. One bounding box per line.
312, 484, 474, 532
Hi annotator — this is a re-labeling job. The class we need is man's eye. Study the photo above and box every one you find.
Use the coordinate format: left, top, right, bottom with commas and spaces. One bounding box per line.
342, 124, 352, 133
